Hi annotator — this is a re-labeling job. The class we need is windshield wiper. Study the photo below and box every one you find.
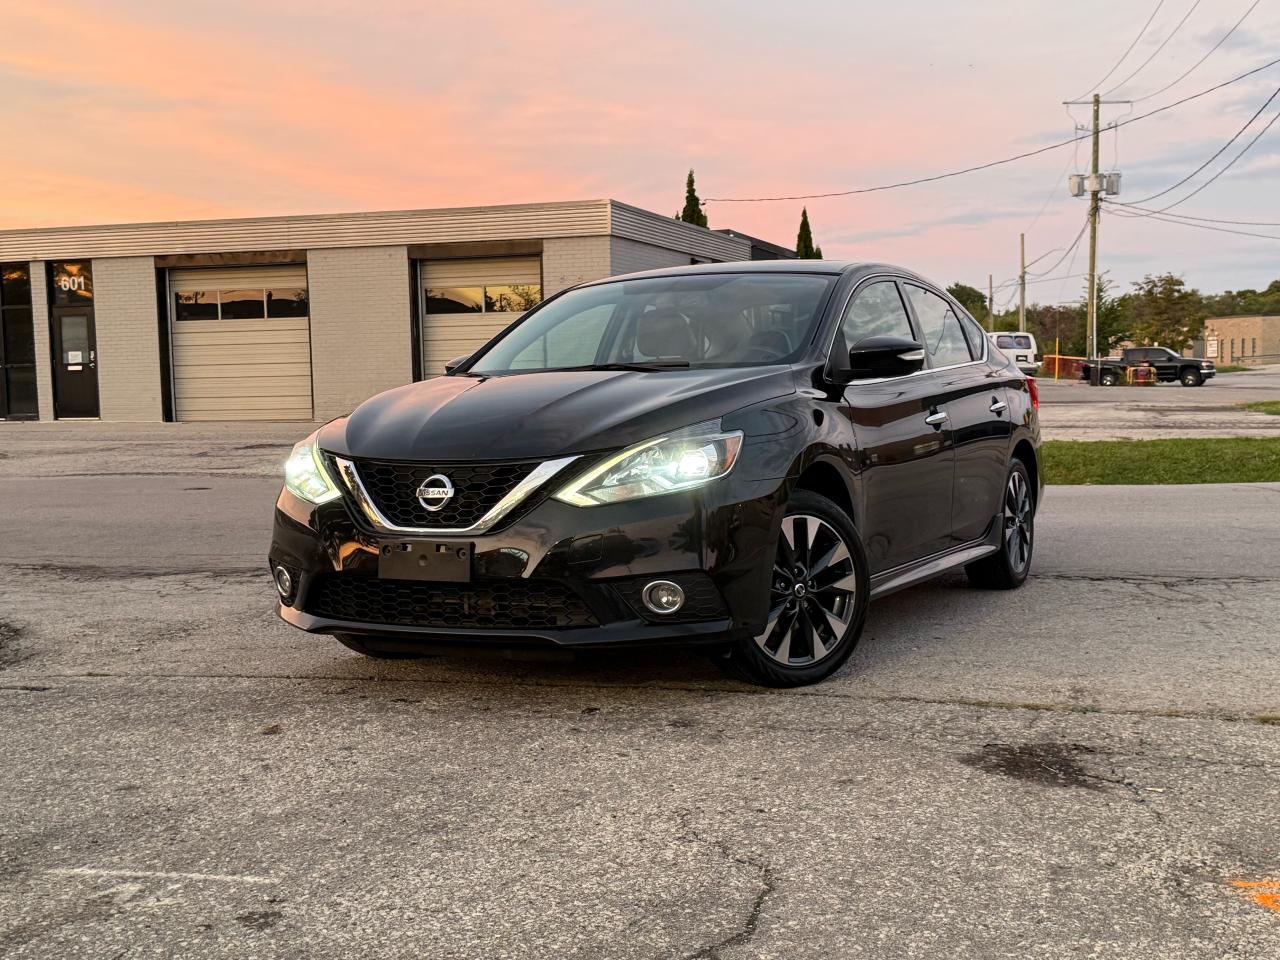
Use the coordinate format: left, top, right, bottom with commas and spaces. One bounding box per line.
549, 359, 692, 372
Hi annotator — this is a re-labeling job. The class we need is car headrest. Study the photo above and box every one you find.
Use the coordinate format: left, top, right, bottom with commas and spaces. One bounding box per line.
636, 308, 697, 359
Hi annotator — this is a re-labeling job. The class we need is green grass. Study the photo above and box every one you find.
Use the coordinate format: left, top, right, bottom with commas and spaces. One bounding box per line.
1216, 365, 1250, 373
1240, 401, 1280, 416
1042, 438, 1280, 484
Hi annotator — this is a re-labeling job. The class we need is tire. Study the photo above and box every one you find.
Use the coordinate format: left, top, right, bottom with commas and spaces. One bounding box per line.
1100, 370, 1119, 387
334, 633, 433, 660
965, 459, 1034, 590
1180, 368, 1202, 387
723, 490, 870, 688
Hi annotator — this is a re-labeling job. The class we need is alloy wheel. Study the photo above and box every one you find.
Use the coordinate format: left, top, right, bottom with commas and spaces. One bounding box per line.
1004, 469, 1033, 573
755, 514, 858, 666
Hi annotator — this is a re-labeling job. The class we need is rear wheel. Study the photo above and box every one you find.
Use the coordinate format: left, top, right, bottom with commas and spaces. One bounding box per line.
966, 459, 1034, 590
1180, 368, 1202, 387
334, 633, 433, 659
724, 490, 870, 688
1100, 370, 1119, 386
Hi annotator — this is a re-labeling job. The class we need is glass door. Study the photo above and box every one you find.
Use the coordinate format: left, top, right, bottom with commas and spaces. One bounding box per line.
0, 262, 39, 419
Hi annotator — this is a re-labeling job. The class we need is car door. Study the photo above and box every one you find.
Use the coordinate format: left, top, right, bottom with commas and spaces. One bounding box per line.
834, 278, 954, 573
902, 284, 1011, 548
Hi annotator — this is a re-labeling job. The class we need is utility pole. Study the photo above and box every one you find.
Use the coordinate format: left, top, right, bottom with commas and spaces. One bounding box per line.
1063, 93, 1126, 385
1086, 93, 1101, 383
1018, 232, 1027, 333
988, 274, 995, 331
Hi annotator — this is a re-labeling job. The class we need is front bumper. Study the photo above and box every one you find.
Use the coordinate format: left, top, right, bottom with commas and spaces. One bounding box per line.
269, 466, 787, 650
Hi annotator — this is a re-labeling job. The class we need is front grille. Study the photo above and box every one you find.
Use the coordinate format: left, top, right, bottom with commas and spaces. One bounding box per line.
610, 572, 729, 623
306, 575, 598, 630
347, 457, 540, 530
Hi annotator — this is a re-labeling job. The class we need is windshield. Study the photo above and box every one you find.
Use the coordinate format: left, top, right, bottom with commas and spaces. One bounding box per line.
466, 272, 835, 375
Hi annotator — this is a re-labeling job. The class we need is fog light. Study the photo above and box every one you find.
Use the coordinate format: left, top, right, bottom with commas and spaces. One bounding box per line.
273, 565, 294, 598
642, 580, 685, 615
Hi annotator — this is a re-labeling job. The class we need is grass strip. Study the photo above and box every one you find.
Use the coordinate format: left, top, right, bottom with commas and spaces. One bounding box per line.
1042, 438, 1280, 484
1239, 401, 1280, 416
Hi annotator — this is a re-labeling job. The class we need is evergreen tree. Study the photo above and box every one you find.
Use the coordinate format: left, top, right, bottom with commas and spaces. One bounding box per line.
679, 170, 708, 228
796, 207, 822, 259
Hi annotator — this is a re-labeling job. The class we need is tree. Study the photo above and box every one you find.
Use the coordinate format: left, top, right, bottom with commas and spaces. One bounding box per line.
794, 207, 824, 258
1127, 273, 1204, 352
678, 170, 708, 228
946, 282, 987, 319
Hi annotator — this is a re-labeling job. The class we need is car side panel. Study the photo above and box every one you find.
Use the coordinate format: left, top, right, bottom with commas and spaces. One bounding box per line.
939, 364, 1016, 544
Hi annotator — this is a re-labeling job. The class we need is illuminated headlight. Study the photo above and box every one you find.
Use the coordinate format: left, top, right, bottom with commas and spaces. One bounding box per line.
554, 421, 744, 506
284, 433, 341, 504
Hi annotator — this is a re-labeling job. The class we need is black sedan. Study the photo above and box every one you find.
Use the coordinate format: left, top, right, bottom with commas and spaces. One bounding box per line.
270, 262, 1041, 686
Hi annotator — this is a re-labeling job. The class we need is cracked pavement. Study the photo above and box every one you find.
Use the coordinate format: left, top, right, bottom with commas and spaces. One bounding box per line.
1, 425, 1278, 958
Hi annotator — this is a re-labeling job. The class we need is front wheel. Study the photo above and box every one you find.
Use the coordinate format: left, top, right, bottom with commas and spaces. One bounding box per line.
724, 490, 870, 688
1180, 368, 1202, 387
966, 459, 1034, 590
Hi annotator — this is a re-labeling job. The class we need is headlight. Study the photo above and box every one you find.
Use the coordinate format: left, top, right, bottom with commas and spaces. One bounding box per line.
554, 421, 744, 506
284, 433, 341, 504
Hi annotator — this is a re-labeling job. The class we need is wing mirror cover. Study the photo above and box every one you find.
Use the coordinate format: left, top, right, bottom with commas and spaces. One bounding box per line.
443, 355, 470, 374
831, 336, 927, 383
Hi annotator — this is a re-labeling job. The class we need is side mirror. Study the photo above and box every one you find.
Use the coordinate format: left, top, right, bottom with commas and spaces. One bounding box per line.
835, 336, 926, 382
443, 355, 470, 374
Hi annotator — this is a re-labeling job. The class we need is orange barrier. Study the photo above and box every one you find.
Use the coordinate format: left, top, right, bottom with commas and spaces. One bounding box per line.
1130, 365, 1159, 385
1041, 354, 1087, 381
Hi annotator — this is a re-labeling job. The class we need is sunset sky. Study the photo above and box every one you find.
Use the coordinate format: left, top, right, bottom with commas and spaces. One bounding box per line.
2, 0, 1278, 300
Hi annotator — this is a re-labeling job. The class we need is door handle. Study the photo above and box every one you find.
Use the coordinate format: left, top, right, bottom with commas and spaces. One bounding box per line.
924, 411, 948, 427
989, 399, 1007, 414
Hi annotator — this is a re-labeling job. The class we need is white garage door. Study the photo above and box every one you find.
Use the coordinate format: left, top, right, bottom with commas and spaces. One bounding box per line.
420, 256, 541, 375
169, 265, 312, 421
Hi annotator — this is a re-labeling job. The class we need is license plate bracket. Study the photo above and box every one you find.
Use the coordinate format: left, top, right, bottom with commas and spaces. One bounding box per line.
379, 541, 472, 582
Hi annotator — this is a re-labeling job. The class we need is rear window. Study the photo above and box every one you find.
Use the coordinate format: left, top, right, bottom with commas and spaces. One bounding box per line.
996, 335, 1016, 348
996, 334, 1033, 350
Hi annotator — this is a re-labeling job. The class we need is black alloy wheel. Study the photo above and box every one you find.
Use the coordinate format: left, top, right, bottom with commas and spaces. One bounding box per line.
725, 490, 869, 687
965, 459, 1034, 590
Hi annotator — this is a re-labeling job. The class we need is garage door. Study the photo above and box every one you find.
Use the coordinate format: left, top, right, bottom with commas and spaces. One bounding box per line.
169, 265, 312, 421
420, 256, 541, 375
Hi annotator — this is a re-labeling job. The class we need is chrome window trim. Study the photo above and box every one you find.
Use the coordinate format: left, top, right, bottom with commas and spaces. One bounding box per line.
331, 454, 580, 536
825, 273, 989, 386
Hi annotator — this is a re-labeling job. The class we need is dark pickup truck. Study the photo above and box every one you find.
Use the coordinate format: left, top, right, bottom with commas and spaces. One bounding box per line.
1081, 347, 1216, 387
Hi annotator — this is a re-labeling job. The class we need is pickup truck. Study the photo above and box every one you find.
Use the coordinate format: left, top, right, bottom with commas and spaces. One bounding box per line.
1080, 347, 1216, 387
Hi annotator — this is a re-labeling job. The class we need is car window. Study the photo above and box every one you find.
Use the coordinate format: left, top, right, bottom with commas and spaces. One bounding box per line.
958, 314, 987, 359
1013, 335, 1033, 350
509, 303, 614, 369
996, 335, 1015, 348
837, 280, 915, 353
904, 285, 974, 367
468, 273, 834, 374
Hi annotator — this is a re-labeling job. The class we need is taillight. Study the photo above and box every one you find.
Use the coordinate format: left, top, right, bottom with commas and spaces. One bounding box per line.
1027, 377, 1039, 410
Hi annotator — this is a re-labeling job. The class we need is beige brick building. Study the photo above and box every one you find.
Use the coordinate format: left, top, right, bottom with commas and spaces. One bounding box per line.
0, 201, 786, 422
1201, 315, 1280, 366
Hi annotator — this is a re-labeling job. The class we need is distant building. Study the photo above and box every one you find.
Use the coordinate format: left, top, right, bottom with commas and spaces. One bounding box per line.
0, 200, 784, 423
714, 229, 798, 261
1195, 316, 1280, 365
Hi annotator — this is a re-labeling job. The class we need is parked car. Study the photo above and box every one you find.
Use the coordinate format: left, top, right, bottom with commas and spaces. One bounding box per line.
989, 331, 1039, 375
1080, 347, 1216, 386
270, 262, 1041, 687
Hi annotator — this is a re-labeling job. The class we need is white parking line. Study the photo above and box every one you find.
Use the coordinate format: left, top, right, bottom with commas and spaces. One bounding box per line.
47, 867, 275, 885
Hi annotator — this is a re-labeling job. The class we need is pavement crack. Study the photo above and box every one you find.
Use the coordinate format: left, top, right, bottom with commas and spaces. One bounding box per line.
675, 812, 776, 960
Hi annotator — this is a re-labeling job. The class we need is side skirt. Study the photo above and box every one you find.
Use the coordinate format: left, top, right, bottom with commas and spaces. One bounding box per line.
868, 519, 1001, 600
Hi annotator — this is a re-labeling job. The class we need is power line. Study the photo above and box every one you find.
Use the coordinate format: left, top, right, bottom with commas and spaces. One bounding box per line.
1159, 105, 1280, 210
1102, 0, 1205, 97
1127, 84, 1280, 205
1028, 218, 1090, 278
1105, 200, 1280, 226
1131, 0, 1263, 103
1105, 205, 1280, 240
1072, 0, 1167, 101
702, 55, 1280, 204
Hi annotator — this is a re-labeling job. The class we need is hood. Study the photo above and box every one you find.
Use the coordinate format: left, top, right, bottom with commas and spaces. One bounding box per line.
323, 366, 796, 461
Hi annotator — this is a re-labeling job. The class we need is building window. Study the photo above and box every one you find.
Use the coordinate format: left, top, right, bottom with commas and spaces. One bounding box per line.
267, 288, 308, 318
424, 284, 542, 315
175, 287, 308, 321
1252, 338, 1257, 356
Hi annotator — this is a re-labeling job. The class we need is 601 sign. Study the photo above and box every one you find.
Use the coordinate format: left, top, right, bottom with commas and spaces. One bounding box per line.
51, 261, 93, 304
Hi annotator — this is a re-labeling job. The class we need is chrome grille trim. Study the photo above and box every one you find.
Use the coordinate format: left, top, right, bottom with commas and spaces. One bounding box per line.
331, 454, 580, 535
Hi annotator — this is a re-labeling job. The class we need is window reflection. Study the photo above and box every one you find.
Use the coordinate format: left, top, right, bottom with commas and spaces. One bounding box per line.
425, 287, 484, 314
267, 288, 309, 318
219, 289, 266, 320
174, 290, 218, 321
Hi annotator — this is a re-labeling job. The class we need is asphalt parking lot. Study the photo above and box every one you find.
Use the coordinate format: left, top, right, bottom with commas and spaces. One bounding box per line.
1038, 365, 1280, 440
2, 409, 1279, 958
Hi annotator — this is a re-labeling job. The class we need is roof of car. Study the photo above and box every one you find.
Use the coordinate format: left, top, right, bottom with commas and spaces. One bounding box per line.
579, 260, 933, 286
